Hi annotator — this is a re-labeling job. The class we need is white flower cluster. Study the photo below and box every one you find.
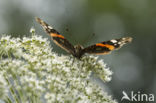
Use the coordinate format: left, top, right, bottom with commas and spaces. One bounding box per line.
0, 34, 117, 103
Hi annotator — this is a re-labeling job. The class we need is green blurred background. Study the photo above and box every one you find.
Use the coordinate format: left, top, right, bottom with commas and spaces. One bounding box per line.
0, 0, 156, 103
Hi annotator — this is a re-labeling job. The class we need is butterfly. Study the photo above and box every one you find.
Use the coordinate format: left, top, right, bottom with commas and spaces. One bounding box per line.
35, 17, 132, 59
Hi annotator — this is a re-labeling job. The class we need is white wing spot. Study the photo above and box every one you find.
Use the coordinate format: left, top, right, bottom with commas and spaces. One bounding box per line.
111, 39, 117, 43
48, 26, 53, 29
118, 42, 121, 44
43, 25, 47, 29
122, 38, 126, 40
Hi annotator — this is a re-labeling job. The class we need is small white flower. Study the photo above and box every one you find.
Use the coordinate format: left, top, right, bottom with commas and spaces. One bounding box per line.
0, 35, 117, 103
86, 87, 92, 94
30, 27, 35, 34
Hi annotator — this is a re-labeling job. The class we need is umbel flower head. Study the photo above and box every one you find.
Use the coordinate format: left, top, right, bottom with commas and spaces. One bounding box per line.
0, 30, 117, 103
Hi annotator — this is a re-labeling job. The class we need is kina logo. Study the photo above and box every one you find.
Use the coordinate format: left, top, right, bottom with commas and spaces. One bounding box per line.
121, 91, 155, 102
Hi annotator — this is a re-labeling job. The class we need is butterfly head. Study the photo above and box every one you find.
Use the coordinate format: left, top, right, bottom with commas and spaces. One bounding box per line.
73, 44, 84, 59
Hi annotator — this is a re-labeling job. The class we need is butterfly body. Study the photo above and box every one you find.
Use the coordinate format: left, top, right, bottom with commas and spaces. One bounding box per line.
73, 45, 84, 59
35, 17, 132, 59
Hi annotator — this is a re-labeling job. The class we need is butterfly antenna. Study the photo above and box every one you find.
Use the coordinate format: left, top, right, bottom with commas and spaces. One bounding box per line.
81, 33, 95, 45
64, 25, 79, 45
